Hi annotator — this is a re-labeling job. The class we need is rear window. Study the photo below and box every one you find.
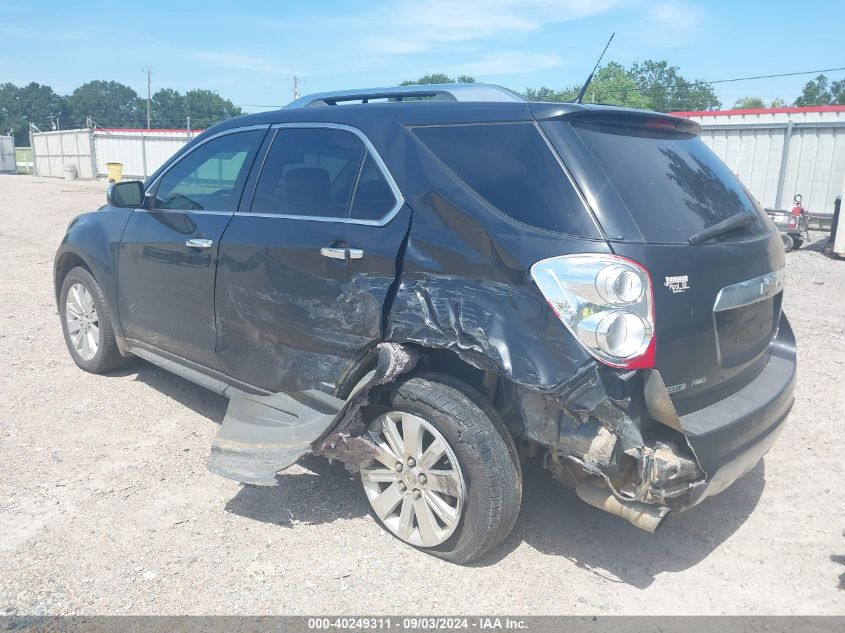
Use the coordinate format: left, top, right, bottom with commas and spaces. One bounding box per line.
412, 123, 598, 237
569, 122, 766, 243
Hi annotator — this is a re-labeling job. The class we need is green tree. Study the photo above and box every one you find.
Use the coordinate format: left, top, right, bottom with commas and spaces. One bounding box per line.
770, 98, 786, 108
0, 82, 67, 142
67, 80, 143, 128
150, 88, 187, 128
522, 60, 719, 111
733, 96, 766, 109
400, 73, 477, 85
793, 74, 832, 106
523, 86, 573, 102
830, 79, 845, 105
184, 89, 241, 129
585, 61, 653, 109
628, 60, 720, 111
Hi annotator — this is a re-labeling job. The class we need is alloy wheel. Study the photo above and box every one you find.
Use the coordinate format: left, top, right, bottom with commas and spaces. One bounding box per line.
360, 411, 465, 547
65, 283, 99, 361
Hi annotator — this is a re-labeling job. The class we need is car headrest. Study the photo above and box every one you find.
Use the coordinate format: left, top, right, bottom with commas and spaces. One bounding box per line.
285, 167, 330, 211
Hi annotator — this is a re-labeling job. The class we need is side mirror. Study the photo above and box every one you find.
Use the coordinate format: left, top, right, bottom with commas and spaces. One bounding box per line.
107, 181, 145, 208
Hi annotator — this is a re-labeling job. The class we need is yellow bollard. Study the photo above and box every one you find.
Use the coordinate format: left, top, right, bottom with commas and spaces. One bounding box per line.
106, 162, 124, 183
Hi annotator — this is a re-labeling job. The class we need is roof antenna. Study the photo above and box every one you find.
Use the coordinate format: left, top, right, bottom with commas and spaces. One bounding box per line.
573, 32, 615, 104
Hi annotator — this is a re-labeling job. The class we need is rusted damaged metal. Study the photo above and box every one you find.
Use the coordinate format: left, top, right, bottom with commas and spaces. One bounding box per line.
313, 342, 418, 471
575, 478, 670, 533
516, 362, 707, 529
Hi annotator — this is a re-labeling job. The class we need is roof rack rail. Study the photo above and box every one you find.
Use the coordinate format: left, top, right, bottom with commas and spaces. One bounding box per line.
285, 83, 525, 109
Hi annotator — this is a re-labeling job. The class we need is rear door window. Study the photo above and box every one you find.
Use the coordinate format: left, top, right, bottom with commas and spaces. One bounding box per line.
251, 128, 365, 218
412, 123, 599, 237
568, 122, 767, 243
349, 155, 397, 221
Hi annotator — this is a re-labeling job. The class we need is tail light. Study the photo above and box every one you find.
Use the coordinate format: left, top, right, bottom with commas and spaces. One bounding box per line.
530, 254, 655, 369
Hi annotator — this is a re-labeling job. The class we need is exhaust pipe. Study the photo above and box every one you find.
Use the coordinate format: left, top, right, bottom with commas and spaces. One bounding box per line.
575, 479, 669, 533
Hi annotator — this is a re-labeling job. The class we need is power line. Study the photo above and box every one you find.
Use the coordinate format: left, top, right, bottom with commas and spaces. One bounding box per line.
707, 66, 845, 84
238, 65, 845, 110
577, 65, 845, 100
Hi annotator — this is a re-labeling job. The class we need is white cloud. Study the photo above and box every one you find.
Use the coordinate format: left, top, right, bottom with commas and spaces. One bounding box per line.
362, 0, 623, 55
648, 2, 704, 34
191, 51, 295, 75
444, 50, 566, 76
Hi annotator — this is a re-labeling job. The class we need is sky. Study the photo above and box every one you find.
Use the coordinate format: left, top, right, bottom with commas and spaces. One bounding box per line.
2, 0, 844, 113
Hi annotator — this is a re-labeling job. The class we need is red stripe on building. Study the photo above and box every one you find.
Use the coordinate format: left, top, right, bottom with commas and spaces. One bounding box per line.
669, 105, 845, 118
94, 128, 206, 134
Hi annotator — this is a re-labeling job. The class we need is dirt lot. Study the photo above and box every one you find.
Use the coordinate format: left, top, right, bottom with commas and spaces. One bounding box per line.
0, 174, 843, 615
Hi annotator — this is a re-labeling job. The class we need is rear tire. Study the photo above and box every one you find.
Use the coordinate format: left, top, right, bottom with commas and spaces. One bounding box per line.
781, 233, 794, 252
359, 373, 522, 564
59, 267, 128, 374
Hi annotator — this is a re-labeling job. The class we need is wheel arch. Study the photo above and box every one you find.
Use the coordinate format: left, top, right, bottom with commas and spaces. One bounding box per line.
54, 249, 94, 305
53, 208, 133, 340
335, 342, 521, 431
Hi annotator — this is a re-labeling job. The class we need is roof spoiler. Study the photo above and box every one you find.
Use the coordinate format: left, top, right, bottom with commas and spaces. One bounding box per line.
530, 103, 702, 135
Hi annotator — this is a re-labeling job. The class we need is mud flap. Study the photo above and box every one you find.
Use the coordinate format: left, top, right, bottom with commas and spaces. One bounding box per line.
208, 389, 346, 486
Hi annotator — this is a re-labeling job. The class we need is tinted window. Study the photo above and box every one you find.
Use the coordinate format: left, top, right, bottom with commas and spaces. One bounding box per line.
252, 128, 366, 217
154, 130, 262, 212
569, 122, 766, 243
413, 123, 597, 236
350, 155, 396, 220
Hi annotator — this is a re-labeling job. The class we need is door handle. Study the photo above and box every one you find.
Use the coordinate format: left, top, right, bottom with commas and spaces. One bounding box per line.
186, 238, 213, 249
320, 246, 365, 261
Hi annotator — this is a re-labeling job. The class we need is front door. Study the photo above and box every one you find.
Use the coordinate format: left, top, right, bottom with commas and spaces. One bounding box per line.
215, 124, 410, 394
117, 128, 266, 369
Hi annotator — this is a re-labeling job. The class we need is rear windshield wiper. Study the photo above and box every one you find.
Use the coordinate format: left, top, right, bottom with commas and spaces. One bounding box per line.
688, 212, 756, 245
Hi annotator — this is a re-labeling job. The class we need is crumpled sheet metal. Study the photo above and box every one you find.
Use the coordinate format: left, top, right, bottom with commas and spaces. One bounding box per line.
314, 342, 419, 471
518, 364, 706, 506
385, 274, 589, 391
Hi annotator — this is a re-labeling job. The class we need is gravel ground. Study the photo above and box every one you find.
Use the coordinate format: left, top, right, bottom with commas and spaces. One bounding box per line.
0, 174, 843, 615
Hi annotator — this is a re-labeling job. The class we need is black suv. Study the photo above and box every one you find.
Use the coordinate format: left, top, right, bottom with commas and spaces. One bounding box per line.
55, 83, 796, 563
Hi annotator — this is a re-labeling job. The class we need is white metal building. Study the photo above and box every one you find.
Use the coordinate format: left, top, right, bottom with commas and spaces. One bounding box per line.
671, 105, 845, 216
0, 135, 15, 173
28, 108, 845, 221
30, 128, 197, 180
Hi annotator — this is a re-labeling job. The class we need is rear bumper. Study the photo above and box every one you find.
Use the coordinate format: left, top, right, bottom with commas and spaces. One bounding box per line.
681, 314, 796, 508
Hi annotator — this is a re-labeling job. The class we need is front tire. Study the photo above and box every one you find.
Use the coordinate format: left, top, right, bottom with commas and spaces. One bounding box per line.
59, 267, 127, 373
359, 373, 522, 564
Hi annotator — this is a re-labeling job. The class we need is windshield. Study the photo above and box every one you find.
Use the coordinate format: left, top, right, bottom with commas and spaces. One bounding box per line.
569, 122, 766, 244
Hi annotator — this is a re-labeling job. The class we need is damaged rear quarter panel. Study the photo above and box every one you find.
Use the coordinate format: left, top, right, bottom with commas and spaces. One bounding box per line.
383, 128, 611, 392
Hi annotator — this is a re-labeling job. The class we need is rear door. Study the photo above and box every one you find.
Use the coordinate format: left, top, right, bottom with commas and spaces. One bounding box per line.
215, 123, 410, 394
541, 114, 784, 412
117, 128, 265, 368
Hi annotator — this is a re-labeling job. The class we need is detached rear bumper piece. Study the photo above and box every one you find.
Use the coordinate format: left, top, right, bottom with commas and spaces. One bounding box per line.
681, 315, 796, 508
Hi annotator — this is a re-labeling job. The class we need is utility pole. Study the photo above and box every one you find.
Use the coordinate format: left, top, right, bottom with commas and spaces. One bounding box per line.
293, 75, 301, 100
144, 65, 152, 129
